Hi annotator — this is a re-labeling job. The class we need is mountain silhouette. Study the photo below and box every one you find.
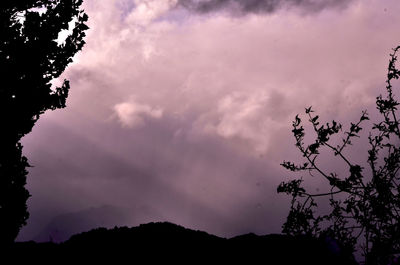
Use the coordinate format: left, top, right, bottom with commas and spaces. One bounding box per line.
9, 221, 357, 264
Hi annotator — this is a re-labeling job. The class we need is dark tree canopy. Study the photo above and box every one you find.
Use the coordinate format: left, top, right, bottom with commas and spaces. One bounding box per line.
0, 0, 88, 245
279, 46, 400, 265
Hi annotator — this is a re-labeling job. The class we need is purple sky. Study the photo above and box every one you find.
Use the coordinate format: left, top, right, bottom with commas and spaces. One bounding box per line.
18, 0, 400, 242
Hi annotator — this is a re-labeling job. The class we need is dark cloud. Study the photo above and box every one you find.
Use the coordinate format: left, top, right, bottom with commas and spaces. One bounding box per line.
18, 112, 285, 241
177, 0, 353, 15
16, 0, 400, 245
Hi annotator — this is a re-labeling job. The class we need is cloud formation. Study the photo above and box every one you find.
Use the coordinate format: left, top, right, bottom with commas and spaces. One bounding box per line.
114, 100, 163, 128
126, 0, 178, 26
177, 0, 353, 15
19, 0, 400, 242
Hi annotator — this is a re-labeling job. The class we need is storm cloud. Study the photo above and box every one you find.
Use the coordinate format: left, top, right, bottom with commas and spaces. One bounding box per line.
17, 0, 400, 243
177, 0, 353, 15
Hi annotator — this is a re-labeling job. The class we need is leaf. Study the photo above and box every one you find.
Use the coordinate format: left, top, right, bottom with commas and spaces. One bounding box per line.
360, 114, 369, 121
305, 106, 313, 114
308, 143, 320, 154
311, 115, 319, 123
293, 114, 301, 127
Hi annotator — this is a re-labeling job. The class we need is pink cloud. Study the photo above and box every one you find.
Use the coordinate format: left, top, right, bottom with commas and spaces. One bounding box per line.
66, 0, 400, 152
114, 100, 163, 128
20, 0, 400, 242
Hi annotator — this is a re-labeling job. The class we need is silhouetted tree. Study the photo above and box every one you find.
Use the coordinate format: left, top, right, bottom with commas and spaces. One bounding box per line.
278, 46, 400, 265
0, 0, 88, 245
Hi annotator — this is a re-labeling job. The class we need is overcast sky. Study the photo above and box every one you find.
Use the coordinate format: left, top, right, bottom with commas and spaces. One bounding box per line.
18, 0, 400, 241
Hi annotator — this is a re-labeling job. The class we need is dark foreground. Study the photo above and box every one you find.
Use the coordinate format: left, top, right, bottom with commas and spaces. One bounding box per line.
7, 222, 357, 264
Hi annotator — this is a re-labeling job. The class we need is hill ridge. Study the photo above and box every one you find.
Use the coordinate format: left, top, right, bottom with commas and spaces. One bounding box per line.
10, 221, 357, 264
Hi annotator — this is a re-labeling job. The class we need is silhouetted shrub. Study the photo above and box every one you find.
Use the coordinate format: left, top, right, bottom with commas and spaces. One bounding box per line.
278, 46, 400, 264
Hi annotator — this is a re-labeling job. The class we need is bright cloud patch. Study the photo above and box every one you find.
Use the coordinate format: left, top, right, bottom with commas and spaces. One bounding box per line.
114, 101, 163, 128
126, 0, 178, 26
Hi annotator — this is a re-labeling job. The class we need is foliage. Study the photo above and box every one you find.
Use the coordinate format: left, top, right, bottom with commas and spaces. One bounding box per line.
278, 46, 400, 265
0, 0, 88, 245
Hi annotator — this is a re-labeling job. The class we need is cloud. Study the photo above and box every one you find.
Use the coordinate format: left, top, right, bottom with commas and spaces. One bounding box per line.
114, 100, 163, 128
195, 91, 285, 152
19, 0, 400, 241
176, 0, 353, 15
72, 0, 389, 153
126, 0, 178, 26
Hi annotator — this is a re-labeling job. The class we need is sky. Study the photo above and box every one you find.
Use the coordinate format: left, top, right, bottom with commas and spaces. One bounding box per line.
18, 0, 400, 242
